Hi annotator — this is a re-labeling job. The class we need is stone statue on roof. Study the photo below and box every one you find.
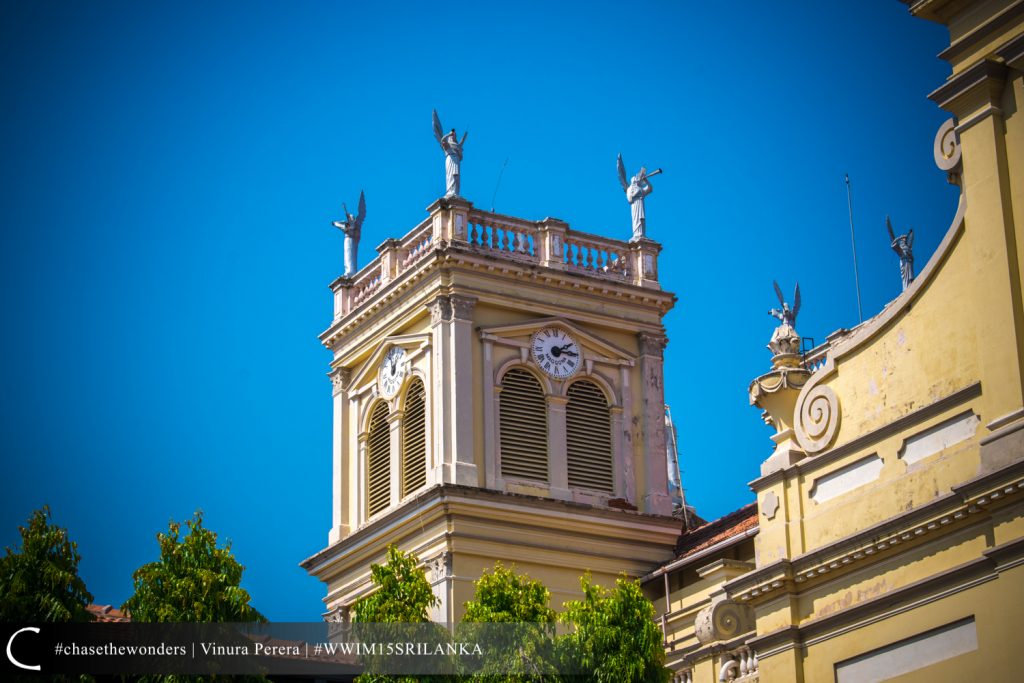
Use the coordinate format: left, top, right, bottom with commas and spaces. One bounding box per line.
768, 280, 802, 356
433, 109, 467, 198
332, 190, 366, 277
887, 215, 915, 291
617, 154, 662, 241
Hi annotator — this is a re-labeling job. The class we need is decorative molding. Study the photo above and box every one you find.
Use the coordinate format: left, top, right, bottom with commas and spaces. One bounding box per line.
638, 331, 667, 357
427, 295, 452, 325
937, 1, 1024, 64
898, 411, 979, 465
995, 31, 1024, 69
761, 491, 779, 520
425, 551, 451, 584
728, 460, 1024, 604
449, 294, 477, 321
329, 367, 352, 395
793, 380, 841, 454
693, 596, 756, 645
748, 382, 982, 491
933, 118, 962, 186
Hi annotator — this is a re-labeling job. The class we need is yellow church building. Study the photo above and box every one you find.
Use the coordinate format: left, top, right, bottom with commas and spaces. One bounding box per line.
303, 1, 1024, 680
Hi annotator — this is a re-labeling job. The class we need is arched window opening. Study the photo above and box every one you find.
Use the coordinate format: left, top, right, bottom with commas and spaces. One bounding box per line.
401, 378, 427, 496
499, 368, 549, 482
566, 380, 613, 493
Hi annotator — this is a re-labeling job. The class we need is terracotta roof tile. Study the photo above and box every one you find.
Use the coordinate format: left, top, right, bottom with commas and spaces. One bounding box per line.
86, 604, 131, 622
674, 502, 758, 558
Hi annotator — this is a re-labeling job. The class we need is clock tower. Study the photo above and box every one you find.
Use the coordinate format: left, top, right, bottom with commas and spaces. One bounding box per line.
302, 195, 681, 623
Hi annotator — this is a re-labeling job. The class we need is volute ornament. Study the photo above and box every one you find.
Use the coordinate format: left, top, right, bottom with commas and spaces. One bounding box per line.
694, 596, 756, 644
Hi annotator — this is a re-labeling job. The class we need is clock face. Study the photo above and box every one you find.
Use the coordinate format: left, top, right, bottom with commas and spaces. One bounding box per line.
531, 327, 582, 379
378, 346, 407, 398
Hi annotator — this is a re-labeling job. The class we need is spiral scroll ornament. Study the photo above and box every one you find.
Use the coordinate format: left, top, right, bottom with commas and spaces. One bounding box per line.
934, 119, 962, 184
794, 383, 841, 454
694, 598, 755, 644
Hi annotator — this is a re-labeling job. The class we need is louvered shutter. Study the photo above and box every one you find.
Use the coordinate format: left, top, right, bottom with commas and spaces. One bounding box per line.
401, 379, 427, 496
499, 368, 549, 481
366, 401, 391, 516
566, 380, 614, 492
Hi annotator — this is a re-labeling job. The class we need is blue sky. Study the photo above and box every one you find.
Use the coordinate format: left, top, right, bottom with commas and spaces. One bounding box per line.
0, 1, 958, 621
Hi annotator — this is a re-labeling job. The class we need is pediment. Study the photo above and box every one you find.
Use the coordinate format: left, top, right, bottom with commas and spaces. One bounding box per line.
479, 317, 635, 366
345, 333, 431, 392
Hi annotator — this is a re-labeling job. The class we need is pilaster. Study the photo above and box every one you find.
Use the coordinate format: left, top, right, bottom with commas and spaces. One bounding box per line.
448, 295, 479, 486
428, 295, 453, 485
638, 332, 671, 515
547, 395, 571, 500
329, 368, 352, 544
630, 238, 662, 290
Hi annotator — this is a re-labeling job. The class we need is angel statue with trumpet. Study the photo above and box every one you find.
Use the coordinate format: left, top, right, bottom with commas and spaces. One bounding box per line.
433, 109, 467, 198
617, 154, 662, 241
332, 190, 366, 277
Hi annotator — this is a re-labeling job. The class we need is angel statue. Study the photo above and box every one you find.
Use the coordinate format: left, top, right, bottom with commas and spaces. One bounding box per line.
769, 280, 801, 329
886, 215, 915, 291
432, 109, 467, 198
768, 280, 802, 356
617, 154, 661, 241
332, 190, 366, 277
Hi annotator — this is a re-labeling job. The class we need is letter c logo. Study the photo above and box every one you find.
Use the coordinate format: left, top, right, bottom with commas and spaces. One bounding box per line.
6, 627, 41, 671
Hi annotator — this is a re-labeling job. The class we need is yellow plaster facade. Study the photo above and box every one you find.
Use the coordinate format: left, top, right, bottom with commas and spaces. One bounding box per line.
645, 2, 1024, 681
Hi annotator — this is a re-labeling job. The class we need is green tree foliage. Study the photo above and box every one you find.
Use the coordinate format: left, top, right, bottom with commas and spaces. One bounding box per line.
352, 545, 438, 624
462, 563, 555, 625
461, 563, 558, 682
0, 506, 94, 623
558, 574, 669, 683
122, 511, 263, 622
352, 545, 441, 683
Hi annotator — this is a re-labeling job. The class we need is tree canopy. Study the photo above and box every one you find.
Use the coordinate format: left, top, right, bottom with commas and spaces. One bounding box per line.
461, 562, 558, 682
0, 506, 94, 623
558, 574, 669, 683
121, 510, 263, 622
352, 545, 437, 624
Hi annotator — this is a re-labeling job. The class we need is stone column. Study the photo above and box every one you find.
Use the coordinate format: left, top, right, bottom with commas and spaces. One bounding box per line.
638, 332, 671, 515
448, 295, 479, 486
481, 336, 499, 489
329, 368, 352, 544
547, 395, 571, 500
620, 365, 637, 504
427, 295, 453, 485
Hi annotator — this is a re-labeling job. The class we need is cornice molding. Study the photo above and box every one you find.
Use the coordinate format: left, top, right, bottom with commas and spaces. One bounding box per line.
928, 58, 1008, 125
748, 382, 982, 491
728, 460, 1024, 605
937, 1, 1024, 64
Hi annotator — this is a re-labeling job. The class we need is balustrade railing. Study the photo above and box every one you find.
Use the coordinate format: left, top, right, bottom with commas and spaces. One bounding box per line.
467, 212, 539, 261
719, 647, 758, 682
802, 341, 829, 373
331, 199, 659, 320
564, 230, 629, 278
400, 220, 434, 269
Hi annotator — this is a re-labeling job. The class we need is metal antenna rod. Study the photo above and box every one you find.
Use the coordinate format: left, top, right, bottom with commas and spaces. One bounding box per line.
845, 174, 864, 324
490, 157, 509, 213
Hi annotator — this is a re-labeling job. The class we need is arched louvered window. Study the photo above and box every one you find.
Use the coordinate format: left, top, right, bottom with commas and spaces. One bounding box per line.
499, 368, 548, 482
366, 401, 391, 517
401, 378, 427, 496
566, 380, 614, 493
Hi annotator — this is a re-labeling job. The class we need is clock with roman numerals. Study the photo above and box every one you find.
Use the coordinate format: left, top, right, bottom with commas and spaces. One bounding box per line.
531, 327, 582, 379
378, 345, 407, 398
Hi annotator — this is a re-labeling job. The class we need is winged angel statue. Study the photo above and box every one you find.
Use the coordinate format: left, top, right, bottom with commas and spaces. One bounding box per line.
768, 280, 802, 356
769, 280, 801, 329
886, 215, 915, 291
333, 190, 366, 277
433, 110, 467, 198
617, 154, 659, 241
